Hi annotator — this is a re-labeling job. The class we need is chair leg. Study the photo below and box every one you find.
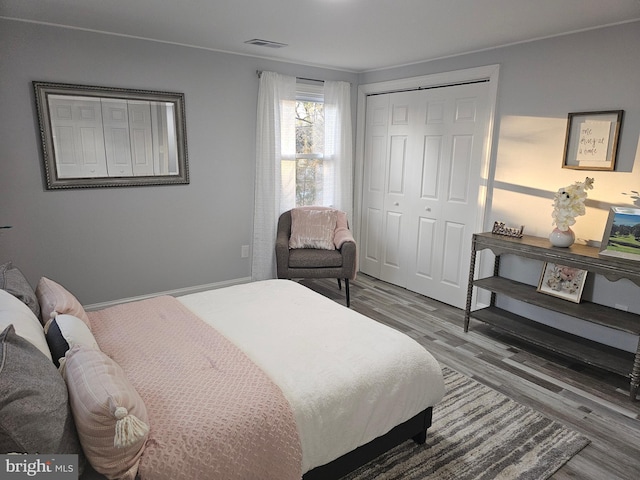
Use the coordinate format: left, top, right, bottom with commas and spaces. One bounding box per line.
345, 279, 350, 308
336, 278, 350, 307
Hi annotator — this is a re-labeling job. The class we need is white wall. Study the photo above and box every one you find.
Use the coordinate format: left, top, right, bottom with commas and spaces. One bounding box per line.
0, 19, 357, 304
358, 21, 640, 351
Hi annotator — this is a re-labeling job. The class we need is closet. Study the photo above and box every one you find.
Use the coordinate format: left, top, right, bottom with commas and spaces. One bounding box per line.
359, 82, 492, 308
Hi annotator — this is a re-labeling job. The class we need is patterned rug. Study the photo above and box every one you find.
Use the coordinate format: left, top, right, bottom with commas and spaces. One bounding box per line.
341, 367, 590, 480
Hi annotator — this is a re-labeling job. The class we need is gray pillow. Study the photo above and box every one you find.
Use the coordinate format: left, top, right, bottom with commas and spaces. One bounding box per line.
0, 262, 41, 319
0, 324, 81, 455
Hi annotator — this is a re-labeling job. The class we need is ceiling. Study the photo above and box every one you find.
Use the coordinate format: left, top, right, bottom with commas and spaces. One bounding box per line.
2, 0, 640, 72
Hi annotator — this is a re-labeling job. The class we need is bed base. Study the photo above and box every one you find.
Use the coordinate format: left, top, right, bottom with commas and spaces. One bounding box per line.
302, 407, 433, 480
80, 407, 433, 480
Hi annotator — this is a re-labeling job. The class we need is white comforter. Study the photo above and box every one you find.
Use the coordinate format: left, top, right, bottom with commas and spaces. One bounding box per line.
179, 279, 444, 473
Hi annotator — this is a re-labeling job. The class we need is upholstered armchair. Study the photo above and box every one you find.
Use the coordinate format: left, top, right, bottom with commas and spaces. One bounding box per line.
276, 208, 357, 307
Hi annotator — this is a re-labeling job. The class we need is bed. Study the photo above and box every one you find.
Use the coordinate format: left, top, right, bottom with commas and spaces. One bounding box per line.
0, 265, 445, 480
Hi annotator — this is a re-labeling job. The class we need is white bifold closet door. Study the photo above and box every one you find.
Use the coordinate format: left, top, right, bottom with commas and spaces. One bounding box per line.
49, 96, 157, 179
48, 95, 108, 178
102, 99, 155, 177
360, 82, 491, 309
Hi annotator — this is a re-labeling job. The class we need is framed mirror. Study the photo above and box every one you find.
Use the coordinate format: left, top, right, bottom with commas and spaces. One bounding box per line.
33, 82, 189, 189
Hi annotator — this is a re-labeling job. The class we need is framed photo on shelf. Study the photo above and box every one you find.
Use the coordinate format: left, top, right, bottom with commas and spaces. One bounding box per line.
537, 262, 587, 303
562, 110, 623, 171
599, 206, 640, 260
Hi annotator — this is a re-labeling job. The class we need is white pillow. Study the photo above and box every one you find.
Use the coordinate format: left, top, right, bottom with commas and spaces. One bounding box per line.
0, 288, 52, 360
45, 314, 100, 367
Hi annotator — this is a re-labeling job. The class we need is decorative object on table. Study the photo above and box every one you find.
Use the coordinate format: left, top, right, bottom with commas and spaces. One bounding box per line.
548, 228, 575, 248
599, 206, 640, 260
537, 262, 587, 303
491, 221, 524, 238
549, 177, 594, 247
562, 110, 623, 171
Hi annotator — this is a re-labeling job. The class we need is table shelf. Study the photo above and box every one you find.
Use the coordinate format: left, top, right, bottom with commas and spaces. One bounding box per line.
471, 306, 634, 378
472, 276, 640, 335
465, 232, 640, 401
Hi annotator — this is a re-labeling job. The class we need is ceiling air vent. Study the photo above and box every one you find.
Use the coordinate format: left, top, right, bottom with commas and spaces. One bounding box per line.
245, 39, 288, 49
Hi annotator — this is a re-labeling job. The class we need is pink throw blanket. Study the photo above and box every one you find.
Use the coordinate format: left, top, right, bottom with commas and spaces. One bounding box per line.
89, 296, 302, 480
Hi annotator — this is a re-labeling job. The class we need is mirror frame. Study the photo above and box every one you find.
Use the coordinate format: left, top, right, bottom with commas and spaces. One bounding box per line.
33, 81, 189, 189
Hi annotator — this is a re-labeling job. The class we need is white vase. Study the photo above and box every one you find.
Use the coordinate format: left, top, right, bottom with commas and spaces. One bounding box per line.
549, 227, 575, 247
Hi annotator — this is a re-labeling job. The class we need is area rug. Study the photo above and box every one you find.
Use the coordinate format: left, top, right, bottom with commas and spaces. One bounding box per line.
341, 367, 590, 480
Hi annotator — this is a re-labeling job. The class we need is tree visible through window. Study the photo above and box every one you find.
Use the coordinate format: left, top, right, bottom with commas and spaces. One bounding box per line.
294, 98, 324, 206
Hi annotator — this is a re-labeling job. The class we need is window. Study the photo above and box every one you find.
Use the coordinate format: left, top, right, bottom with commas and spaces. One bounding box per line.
252, 71, 352, 280
292, 83, 324, 206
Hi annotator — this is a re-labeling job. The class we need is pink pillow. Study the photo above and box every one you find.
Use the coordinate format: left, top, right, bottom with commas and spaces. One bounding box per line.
62, 345, 149, 480
289, 208, 337, 250
36, 277, 91, 330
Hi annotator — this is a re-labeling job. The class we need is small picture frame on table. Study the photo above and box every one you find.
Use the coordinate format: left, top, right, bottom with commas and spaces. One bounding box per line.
599, 206, 640, 260
537, 262, 587, 303
562, 110, 623, 171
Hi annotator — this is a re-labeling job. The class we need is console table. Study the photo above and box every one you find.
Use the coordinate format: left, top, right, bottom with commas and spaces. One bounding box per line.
464, 232, 640, 401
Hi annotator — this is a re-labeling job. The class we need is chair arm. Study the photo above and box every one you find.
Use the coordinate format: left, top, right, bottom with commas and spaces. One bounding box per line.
275, 228, 291, 278
339, 241, 357, 280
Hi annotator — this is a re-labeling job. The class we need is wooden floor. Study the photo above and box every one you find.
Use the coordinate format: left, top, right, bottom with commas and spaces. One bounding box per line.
298, 275, 640, 480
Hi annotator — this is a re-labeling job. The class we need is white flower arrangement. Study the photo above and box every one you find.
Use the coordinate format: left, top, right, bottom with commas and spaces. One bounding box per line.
551, 177, 594, 231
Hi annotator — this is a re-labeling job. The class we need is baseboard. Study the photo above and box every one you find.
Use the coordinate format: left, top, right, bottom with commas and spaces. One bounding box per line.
84, 276, 253, 311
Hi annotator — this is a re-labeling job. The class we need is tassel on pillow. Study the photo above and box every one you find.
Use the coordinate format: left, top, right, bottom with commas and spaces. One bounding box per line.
113, 406, 150, 448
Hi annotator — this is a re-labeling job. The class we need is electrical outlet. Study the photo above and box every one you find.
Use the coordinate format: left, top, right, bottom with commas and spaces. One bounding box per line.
241, 245, 250, 258
615, 304, 629, 312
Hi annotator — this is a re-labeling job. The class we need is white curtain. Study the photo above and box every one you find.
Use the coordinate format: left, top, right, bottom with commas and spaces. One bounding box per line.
251, 74, 353, 280
251, 72, 296, 281
323, 80, 353, 221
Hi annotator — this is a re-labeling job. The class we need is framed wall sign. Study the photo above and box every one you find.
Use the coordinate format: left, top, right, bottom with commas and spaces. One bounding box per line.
562, 110, 623, 171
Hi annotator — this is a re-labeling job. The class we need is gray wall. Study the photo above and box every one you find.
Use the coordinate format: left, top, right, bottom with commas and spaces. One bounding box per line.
2, 18, 640, 350
0, 19, 357, 304
359, 22, 640, 242
359, 21, 640, 351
